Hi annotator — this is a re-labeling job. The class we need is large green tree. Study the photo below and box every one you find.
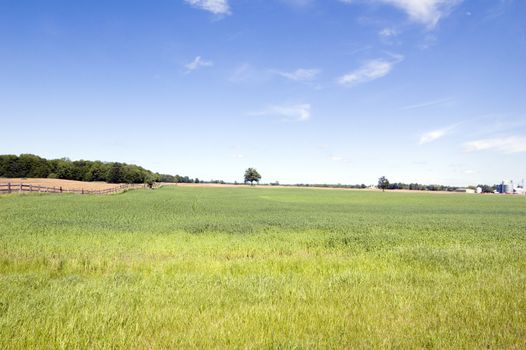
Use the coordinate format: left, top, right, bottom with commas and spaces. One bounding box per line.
244, 168, 261, 186
378, 176, 389, 192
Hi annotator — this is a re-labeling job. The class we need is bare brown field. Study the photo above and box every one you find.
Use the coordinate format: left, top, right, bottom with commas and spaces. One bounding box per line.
0, 178, 121, 191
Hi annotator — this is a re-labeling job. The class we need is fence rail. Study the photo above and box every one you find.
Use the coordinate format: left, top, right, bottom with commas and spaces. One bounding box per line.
0, 182, 160, 195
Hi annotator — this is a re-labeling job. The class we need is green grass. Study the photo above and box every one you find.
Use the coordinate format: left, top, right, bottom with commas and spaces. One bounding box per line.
1, 187, 525, 349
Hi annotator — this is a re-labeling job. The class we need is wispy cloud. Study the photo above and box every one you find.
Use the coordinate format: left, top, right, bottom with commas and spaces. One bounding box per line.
228, 63, 272, 83
273, 68, 321, 82
472, 117, 526, 138
382, 0, 462, 28
464, 136, 526, 154
482, 0, 514, 22
184, 56, 213, 73
341, 0, 462, 28
419, 123, 458, 144
249, 104, 311, 122
338, 55, 403, 87
403, 97, 454, 110
379, 27, 399, 38
184, 0, 230, 15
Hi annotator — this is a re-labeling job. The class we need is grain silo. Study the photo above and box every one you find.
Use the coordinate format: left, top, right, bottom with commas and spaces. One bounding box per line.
504, 181, 514, 194
497, 181, 513, 194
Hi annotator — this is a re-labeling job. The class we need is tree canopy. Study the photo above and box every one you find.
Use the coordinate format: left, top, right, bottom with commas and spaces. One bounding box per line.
378, 176, 389, 192
0, 154, 192, 184
244, 168, 261, 185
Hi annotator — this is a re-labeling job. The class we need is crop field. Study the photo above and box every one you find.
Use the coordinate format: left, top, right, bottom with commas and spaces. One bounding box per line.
0, 187, 525, 349
0, 178, 122, 191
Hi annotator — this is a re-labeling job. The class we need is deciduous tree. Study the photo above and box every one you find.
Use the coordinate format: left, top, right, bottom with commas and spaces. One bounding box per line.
244, 168, 261, 186
378, 176, 389, 192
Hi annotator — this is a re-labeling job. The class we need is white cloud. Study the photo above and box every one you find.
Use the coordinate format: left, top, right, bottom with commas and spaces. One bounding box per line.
338, 56, 402, 86
249, 104, 311, 122
419, 129, 448, 144
403, 97, 453, 110
419, 124, 458, 144
228, 63, 272, 83
341, 0, 462, 28
464, 136, 526, 154
381, 0, 461, 28
379, 27, 399, 38
184, 56, 213, 73
274, 68, 320, 82
184, 0, 230, 15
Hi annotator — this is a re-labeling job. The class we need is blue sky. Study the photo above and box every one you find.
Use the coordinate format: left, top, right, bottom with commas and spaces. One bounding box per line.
1, 0, 525, 185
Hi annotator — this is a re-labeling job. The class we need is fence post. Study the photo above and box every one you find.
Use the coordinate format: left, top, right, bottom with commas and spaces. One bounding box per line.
8, 182, 11, 193
30, 185, 33, 192
19, 183, 23, 192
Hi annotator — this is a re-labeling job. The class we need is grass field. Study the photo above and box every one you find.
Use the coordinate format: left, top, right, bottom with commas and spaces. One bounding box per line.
1, 187, 525, 349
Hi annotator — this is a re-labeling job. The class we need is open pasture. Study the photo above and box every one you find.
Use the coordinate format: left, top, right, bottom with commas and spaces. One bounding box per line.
0, 187, 525, 349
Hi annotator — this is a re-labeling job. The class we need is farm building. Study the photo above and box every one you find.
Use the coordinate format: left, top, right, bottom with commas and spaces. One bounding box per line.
496, 180, 525, 194
455, 188, 476, 194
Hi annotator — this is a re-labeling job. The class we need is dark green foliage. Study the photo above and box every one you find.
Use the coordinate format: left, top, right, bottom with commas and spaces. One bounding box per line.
477, 184, 496, 193
106, 163, 123, 183
157, 174, 195, 183
158, 174, 177, 183
244, 168, 261, 185
378, 176, 389, 191
0, 154, 162, 184
0, 154, 51, 178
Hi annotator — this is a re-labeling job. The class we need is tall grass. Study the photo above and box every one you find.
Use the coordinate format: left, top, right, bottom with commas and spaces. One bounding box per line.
1, 187, 525, 349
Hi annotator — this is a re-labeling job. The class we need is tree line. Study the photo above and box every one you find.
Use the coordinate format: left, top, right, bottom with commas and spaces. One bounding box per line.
0, 154, 196, 184
377, 176, 496, 193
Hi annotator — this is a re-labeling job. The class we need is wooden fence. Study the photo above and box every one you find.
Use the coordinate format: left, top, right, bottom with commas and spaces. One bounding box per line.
0, 182, 160, 195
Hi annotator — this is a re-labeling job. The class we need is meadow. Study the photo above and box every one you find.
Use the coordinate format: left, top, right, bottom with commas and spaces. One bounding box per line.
0, 187, 525, 349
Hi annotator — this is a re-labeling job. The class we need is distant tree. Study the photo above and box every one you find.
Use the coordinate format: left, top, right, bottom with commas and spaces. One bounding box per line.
145, 175, 156, 189
378, 176, 389, 192
477, 184, 495, 193
244, 168, 261, 186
